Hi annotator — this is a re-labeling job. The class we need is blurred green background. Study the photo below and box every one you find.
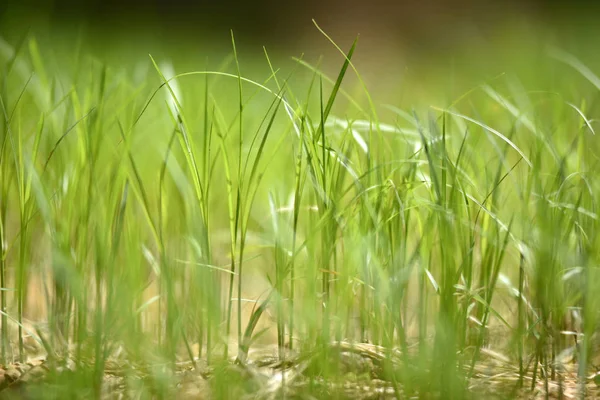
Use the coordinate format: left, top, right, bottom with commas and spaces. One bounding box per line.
2, 0, 600, 90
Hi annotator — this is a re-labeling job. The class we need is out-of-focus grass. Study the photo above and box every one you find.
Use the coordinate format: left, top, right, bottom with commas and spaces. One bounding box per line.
0, 19, 600, 399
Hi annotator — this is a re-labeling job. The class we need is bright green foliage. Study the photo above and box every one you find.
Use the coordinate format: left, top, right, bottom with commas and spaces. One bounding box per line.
0, 24, 599, 399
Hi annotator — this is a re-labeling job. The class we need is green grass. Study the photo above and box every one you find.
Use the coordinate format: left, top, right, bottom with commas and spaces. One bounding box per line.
1, 21, 600, 399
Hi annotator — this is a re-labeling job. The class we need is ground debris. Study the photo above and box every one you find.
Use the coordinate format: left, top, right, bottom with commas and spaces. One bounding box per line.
0, 341, 598, 399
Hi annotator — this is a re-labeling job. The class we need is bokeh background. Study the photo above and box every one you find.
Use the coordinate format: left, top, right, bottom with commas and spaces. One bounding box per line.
3, 0, 600, 108
2, 0, 599, 40
2, 0, 599, 59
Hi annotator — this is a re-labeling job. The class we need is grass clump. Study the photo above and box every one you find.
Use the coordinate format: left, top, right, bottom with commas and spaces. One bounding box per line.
0, 23, 599, 399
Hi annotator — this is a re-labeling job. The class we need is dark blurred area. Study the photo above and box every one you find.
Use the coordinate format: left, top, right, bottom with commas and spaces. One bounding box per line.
2, 0, 599, 46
